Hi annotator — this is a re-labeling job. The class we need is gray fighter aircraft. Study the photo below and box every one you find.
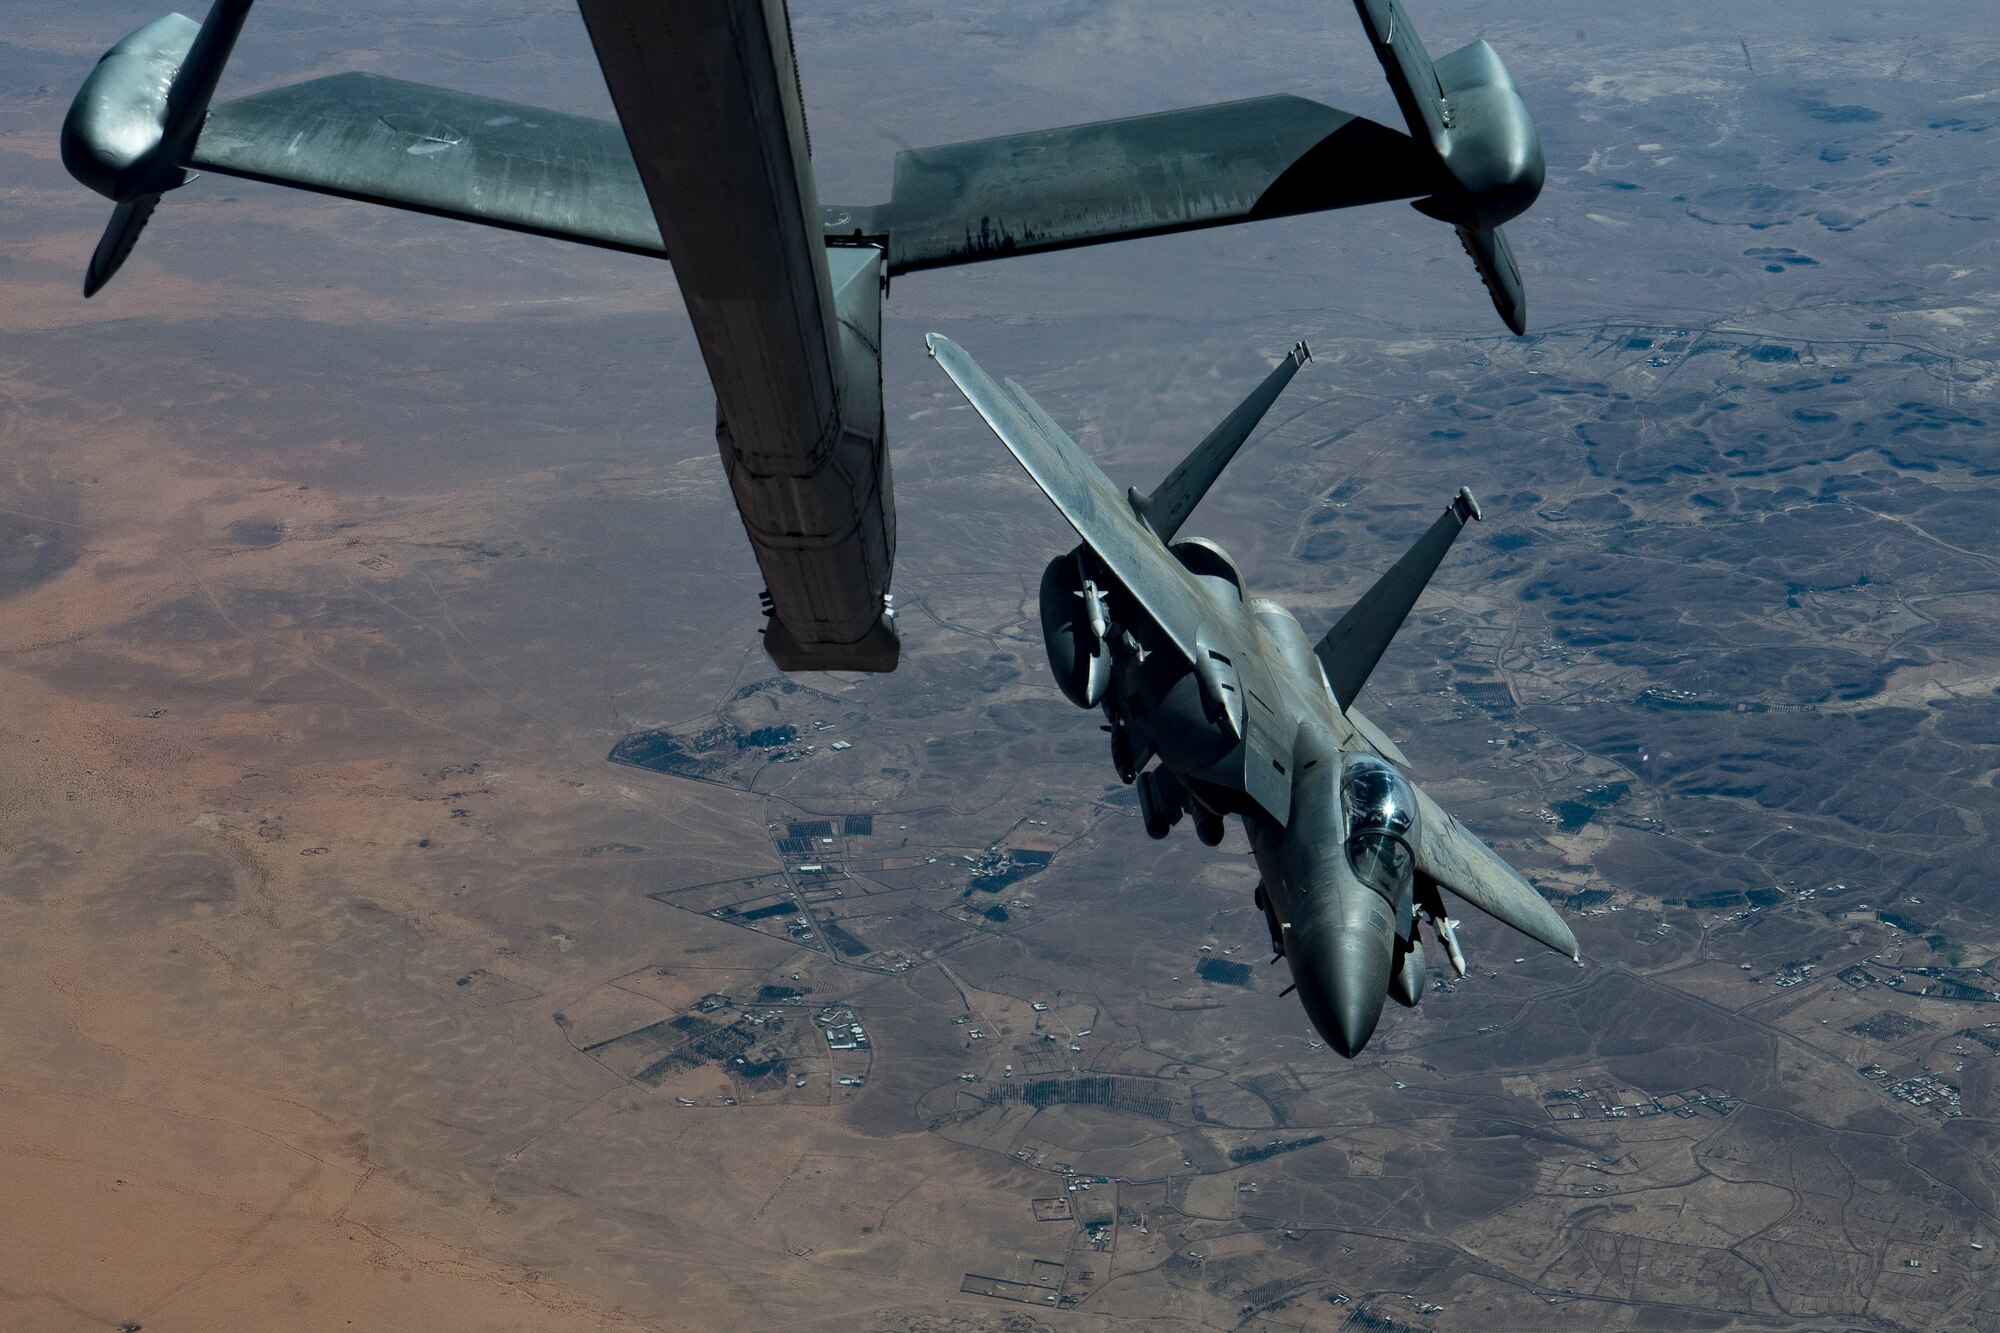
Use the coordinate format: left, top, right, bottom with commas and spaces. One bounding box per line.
61, 0, 1544, 672
927, 333, 1578, 1056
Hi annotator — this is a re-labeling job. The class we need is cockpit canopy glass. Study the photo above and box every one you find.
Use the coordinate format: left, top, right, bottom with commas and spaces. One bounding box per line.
1346, 831, 1413, 899
1341, 754, 1417, 843
1342, 755, 1418, 900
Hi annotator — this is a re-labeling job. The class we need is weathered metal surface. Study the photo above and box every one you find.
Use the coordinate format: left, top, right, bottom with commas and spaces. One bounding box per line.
193, 72, 668, 258
59, 0, 1551, 671
883, 96, 1435, 272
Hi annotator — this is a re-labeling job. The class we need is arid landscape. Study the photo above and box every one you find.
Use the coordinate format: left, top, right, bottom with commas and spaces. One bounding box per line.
2, 1, 1998, 1330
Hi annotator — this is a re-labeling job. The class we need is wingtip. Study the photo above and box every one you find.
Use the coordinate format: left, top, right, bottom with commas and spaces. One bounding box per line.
923, 332, 940, 357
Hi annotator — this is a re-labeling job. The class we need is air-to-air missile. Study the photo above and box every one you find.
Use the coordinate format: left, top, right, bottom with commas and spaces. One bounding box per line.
928, 334, 1578, 1056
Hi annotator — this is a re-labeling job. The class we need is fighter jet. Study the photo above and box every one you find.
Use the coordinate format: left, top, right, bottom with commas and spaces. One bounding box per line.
59, 0, 1546, 673
926, 333, 1578, 1056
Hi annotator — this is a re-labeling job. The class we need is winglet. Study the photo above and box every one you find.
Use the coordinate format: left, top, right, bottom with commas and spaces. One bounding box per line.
1457, 224, 1526, 336
84, 195, 161, 297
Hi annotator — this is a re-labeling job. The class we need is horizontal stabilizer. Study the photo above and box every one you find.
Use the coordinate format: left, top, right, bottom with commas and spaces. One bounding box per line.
1458, 223, 1525, 335
1412, 784, 1579, 960
882, 96, 1436, 272
1136, 342, 1310, 542
926, 334, 1198, 666
1316, 487, 1479, 711
192, 73, 667, 257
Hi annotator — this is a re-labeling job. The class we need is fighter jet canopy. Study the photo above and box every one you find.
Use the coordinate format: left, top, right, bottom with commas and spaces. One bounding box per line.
1343, 755, 1420, 900
1342, 754, 1418, 843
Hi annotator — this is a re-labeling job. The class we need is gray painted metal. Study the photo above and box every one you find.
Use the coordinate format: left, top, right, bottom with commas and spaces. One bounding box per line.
756, 244, 893, 669
1355, 1, 1542, 227
930, 333, 1578, 1056
63, 2, 251, 202
576, 0, 896, 670
873, 97, 1434, 271
1354, 0, 1451, 156
1315, 486, 1480, 711
1353, 0, 1543, 331
1412, 785, 1577, 958
193, 73, 667, 258
57, 0, 1550, 673
1455, 220, 1526, 336
63, 0, 253, 294
86, 194, 161, 297
927, 334, 1202, 666
1135, 341, 1309, 542
63, 13, 200, 202
183, 78, 1480, 289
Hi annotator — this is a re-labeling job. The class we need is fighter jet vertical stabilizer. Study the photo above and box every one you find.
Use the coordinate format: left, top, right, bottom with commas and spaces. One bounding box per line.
1314, 486, 1481, 711
1134, 342, 1311, 543
61, 0, 254, 295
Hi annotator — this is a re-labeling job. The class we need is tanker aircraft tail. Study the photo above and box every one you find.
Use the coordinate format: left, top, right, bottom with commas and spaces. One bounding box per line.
1134, 343, 1311, 543
61, 0, 1547, 671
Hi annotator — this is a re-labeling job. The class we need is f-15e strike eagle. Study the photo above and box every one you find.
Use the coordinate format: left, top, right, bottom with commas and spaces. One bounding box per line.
928, 333, 1578, 1056
61, 0, 1546, 672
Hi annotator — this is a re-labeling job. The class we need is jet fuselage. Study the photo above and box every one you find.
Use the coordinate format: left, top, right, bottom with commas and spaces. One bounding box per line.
1045, 539, 1420, 1055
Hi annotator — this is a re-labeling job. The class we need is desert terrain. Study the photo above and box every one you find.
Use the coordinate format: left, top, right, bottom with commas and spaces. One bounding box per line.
2, 1, 1998, 1330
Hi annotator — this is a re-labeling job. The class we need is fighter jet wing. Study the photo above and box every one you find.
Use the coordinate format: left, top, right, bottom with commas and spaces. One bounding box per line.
189, 73, 668, 257
1410, 784, 1579, 960
927, 334, 1201, 666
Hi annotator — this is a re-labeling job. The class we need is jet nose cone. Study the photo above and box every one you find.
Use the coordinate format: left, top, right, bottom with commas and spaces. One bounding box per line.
1293, 928, 1392, 1058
